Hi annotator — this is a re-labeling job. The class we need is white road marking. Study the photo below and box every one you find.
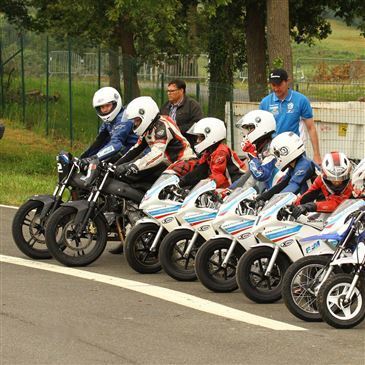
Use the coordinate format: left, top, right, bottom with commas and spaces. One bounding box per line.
0, 204, 18, 209
1, 254, 306, 331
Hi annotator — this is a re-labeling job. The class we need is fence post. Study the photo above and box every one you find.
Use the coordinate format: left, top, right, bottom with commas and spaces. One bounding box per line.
160, 72, 164, 106
229, 97, 234, 150
97, 46, 101, 131
45, 36, 49, 136
0, 39, 4, 115
196, 81, 200, 102
20, 33, 26, 125
68, 38, 73, 146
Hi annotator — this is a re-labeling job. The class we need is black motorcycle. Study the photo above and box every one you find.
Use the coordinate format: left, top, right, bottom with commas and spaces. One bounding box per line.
11, 151, 88, 259
44, 158, 152, 267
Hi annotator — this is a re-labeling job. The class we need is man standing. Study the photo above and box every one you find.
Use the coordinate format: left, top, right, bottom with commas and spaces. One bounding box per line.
160, 79, 203, 145
259, 68, 321, 165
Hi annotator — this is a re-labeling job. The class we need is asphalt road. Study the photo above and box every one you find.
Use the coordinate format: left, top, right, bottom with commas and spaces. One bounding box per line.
1, 205, 364, 365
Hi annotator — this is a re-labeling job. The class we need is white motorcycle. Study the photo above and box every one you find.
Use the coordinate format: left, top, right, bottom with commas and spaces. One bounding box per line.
317, 228, 365, 329
236, 192, 332, 303
124, 174, 183, 274
159, 179, 221, 281
283, 200, 365, 322
194, 187, 258, 292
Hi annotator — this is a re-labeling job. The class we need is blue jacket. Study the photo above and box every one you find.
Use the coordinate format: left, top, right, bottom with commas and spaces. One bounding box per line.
82, 109, 138, 161
282, 155, 317, 194
260, 154, 318, 201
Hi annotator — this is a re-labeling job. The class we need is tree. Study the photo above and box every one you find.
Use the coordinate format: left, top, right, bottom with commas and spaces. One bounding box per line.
1, 0, 185, 102
245, 0, 267, 101
202, 1, 245, 119
266, 0, 293, 78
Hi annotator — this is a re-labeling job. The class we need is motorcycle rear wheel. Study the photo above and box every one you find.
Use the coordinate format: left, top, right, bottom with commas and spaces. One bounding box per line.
45, 206, 107, 266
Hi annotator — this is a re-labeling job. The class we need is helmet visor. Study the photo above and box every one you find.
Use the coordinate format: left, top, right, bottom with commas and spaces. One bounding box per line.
95, 102, 116, 116
324, 177, 350, 194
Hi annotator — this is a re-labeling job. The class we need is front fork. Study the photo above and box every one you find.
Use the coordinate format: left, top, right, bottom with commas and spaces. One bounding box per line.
221, 239, 237, 268
183, 231, 199, 258
149, 225, 165, 252
264, 245, 280, 277
344, 254, 365, 303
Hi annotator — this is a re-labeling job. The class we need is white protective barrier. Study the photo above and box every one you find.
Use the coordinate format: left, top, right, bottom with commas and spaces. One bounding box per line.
225, 101, 365, 160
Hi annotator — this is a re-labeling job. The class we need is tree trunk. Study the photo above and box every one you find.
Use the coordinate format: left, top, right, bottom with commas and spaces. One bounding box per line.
266, 0, 293, 80
108, 41, 122, 96
246, 1, 267, 101
207, 7, 234, 120
119, 29, 140, 103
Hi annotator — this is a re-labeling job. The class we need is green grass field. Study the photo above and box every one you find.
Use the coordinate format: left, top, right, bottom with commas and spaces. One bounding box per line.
292, 19, 365, 61
0, 121, 86, 206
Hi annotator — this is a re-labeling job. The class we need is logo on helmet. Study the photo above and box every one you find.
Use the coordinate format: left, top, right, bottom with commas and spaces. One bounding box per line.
279, 147, 289, 156
114, 93, 119, 100
255, 117, 261, 123
139, 108, 145, 115
205, 127, 211, 134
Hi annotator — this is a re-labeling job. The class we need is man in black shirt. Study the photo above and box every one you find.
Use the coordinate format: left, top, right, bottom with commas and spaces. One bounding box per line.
160, 79, 203, 146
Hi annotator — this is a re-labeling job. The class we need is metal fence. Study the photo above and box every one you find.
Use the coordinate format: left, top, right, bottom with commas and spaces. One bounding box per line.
1, 24, 364, 154
227, 101, 365, 161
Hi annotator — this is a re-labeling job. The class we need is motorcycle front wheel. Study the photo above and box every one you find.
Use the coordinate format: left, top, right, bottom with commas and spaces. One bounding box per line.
195, 238, 245, 293
12, 200, 53, 259
282, 255, 333, 322
236, 246, 291, 303
45, 206, 107, 266
159, 229, 204, 282
124, 223, 164, 274
317, 274, 365, 329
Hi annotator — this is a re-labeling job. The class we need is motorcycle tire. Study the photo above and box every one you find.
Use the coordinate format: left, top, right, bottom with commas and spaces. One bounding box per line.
317, 274, 365, 329
45, 206, 107, 267
282, 255, 333, 322
124, 222, 164, 274
159, 229, 205, 282
236, 246, 291, 303
12, 200, 53, 259
195, 238, 245, 293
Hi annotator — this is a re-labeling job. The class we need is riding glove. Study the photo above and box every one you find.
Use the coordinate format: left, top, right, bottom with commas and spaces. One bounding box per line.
291, 202, 316, 219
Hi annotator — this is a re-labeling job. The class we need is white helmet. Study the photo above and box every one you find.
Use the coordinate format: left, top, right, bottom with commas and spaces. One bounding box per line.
125, 96, 160, 136
92, 87, 122, 122
352, 158, 365, 198
236, 110, 276, 143
187, 118, 226, 154
270, 132, 305, 170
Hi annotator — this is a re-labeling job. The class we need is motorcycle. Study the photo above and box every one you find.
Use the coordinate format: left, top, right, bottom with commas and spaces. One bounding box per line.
282, 199, 365, 322
236, 192, 333, 303
124, 174, 184, 274
158, 179, 221, 281
11, 151, 88, 259
44, 159, 150, 266
194, 187, 258, 292
317, 230, 365, 329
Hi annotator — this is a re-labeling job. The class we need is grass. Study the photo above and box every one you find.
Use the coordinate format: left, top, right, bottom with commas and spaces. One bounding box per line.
0, 120, 86, 206
292, 19, 365, 61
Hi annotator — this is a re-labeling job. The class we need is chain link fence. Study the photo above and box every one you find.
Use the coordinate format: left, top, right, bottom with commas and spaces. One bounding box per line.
1, 23, 364, 157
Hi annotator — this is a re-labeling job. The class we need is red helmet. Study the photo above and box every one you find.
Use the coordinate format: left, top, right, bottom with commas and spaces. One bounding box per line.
321, 152, 352, 194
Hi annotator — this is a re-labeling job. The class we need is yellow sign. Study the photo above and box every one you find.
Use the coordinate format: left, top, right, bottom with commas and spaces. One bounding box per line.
338, 123, 347, 137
